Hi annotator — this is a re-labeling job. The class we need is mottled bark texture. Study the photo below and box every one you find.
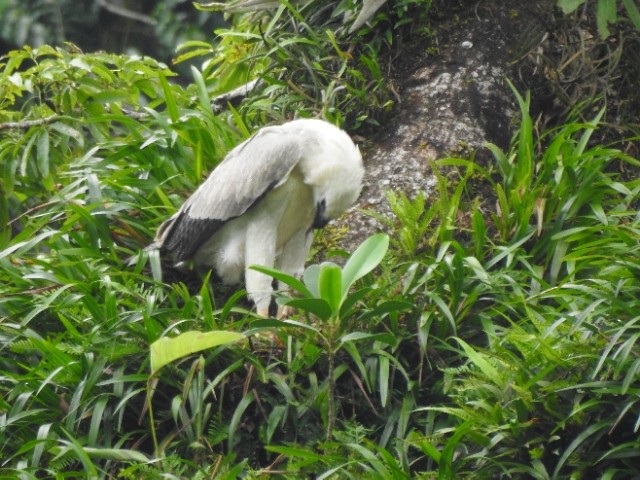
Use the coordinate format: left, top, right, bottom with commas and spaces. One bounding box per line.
338, 0, 557, 248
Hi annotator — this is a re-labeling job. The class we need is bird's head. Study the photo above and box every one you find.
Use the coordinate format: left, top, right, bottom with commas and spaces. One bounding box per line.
309, 150, 364, 229
312, 176, 362, 228
295, 118, 365, 229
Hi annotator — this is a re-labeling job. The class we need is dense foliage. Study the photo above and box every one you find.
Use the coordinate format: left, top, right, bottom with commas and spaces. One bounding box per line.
0, 0, 223, 77
1, 0, 639, 478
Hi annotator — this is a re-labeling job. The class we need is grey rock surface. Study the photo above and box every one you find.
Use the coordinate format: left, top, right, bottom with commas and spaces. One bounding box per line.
337, 5, 528, 250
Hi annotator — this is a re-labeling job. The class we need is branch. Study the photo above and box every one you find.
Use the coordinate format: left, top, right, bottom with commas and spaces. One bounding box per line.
120, 107, 148, 120
211, 78, 264, 112
95, 0, 157, 26
0, 107, 149, 131
0, 115, 59, 130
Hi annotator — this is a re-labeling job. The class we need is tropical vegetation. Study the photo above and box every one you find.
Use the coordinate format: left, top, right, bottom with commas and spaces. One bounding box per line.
0, 0, 639, 478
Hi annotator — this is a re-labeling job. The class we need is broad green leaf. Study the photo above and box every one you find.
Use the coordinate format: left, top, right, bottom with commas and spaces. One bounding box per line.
88, 397, 109, 445
341, 233, 389, 296
318, 262, 342, 315
622, 358, 640, 394
464, 256, 491, 284
150, 330, 244, 373
31, 423, 53, 467
283, 298, 333, 321
303, 264, 321, 297
250, 264, 312, 297
413, 438, 441, 463
174, 48, 214, 64
345, 443, 392, 478
549, 238, 569, 284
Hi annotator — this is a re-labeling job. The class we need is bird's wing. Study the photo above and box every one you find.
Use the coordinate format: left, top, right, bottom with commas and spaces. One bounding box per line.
157, 126, 304, 261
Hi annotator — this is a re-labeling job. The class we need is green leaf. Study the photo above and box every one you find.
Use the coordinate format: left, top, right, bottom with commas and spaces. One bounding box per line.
557, 0, 587, 13
159, 74, 179, 123
228, 390, 255, 451
49, 122, 84, 147
82, 447, 149, 462
318, 262, 342, 315
250, 264, 312, 297
303, 264, 321, 297
266, 405, 287, 444
339, 286, 372, 317
552, 420, 611, 477
439, 421, 473, 478
150, 330, 244, 373
191, 65, 211, 114
359, 300, 413, 322
36, 128, 50, 178
176, 40, 213, 51
340, 331, 396, 346
248, 318, 320, 334
622, 0, 640, 28
454, 338, 501, 385
596, 0, 617, 38
341, 233, 389, 297
266, 444, 326, 462
284, 298, 333, 321
193, 2, 228, 11
379, 354, 389, 407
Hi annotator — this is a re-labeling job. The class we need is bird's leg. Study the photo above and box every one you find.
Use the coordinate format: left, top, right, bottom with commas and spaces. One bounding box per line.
275, 230, 313, 319
245, 222, 277, 317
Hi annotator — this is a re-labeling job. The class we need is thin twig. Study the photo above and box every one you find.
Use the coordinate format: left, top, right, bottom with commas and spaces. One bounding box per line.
120, 107, 149, 120
1, 284, 63, 297
8, 200, 59, 226
0, 115, 59, 130
95, 0, 157, 26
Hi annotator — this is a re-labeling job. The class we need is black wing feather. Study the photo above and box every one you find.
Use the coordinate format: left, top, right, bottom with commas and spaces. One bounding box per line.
156, 125, 304, 262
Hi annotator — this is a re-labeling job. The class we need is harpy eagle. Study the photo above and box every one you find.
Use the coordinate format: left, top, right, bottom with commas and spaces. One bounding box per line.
154, 118, 364, 317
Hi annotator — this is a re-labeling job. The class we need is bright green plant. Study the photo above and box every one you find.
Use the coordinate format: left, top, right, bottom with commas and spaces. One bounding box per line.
0, 41, 247, 476
250, 233, 413, 439
399, 87, 640, 477
558, 0, 640, 38
2, 2, 640, 477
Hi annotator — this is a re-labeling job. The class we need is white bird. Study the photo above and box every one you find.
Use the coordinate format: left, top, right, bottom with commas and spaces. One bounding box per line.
154, 118, 364, 317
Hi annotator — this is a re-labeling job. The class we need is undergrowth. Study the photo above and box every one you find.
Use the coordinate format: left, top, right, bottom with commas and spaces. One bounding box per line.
0, 2, 639, 479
